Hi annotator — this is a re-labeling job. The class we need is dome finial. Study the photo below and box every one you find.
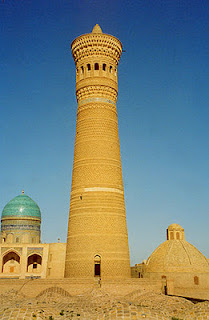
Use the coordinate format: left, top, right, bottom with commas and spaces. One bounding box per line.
167, 223, 185, 240
22, 189, 24, 195
92, 24, 102, 34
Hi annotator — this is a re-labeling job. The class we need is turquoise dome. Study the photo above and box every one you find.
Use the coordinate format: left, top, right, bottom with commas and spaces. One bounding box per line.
2, 194, 41, 219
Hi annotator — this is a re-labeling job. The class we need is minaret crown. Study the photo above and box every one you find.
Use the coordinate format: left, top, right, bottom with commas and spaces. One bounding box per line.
71, 26, 122, 66
92, 24, 102, 34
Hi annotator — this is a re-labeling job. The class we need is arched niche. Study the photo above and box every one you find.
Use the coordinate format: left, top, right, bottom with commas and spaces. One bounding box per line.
6, 233, 14, 244
1, 231, 6, 243
2, 251, 20, 274
27, 254, 42, 273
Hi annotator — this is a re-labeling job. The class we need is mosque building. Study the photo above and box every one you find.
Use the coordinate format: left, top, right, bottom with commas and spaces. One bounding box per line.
0, 24, 208, 301
0, 191, 66, 279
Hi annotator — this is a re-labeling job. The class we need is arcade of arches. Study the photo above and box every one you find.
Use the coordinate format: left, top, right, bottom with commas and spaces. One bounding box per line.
0, 242, 66, 279
2, 251, 42, 274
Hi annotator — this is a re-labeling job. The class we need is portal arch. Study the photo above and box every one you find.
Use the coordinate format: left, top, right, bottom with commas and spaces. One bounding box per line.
27, 254, 42, 273
2, 251, 20, 273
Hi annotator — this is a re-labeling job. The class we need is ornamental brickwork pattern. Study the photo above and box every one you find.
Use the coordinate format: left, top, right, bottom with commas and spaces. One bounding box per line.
65, 25, 130, 279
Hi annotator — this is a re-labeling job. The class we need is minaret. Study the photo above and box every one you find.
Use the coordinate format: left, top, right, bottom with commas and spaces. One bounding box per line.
65, 24, 130, 279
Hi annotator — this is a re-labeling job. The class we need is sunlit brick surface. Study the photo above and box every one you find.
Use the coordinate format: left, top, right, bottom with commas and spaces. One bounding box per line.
65, 25, 130, 279
1, 286, 209, 319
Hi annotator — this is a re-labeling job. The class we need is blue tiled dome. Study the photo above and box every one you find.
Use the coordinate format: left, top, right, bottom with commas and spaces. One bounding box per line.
2, 193, 41, 219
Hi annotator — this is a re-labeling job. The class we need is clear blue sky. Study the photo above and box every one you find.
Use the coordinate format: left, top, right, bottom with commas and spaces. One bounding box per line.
0, 0, 208, 265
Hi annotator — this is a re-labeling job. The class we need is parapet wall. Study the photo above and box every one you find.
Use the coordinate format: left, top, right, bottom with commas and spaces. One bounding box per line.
0, 278, 162, 298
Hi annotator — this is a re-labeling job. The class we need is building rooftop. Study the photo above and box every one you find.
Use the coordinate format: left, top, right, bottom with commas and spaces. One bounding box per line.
146, 225, 209, 273
1, 192, 41, 219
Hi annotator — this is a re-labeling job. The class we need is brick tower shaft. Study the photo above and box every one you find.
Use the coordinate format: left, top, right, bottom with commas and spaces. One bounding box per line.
65, 24, 130, 279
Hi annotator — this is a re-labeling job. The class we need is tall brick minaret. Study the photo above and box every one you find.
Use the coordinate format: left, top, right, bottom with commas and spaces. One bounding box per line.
65, 24, 130, 279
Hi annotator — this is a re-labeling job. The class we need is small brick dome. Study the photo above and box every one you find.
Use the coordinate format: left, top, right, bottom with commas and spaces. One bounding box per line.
146, 225, 209, 273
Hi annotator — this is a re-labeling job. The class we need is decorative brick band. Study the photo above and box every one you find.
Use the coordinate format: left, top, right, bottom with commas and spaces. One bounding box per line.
78, 97, 116, 107
71, 187, 124, 195
1, 247, 23, 255
1, 224, 40, 231
27, 247, 43, 256
76, 85, 118, 102
77, 103, 117, 114
71, 33, 122, 64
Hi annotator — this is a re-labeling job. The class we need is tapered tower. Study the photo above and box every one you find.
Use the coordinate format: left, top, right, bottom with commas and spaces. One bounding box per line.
65, 25, 130, 279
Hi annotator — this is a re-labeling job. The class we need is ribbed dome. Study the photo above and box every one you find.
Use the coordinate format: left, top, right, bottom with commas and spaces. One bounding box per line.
2, 194, 41, 219
146, 240, 209, 273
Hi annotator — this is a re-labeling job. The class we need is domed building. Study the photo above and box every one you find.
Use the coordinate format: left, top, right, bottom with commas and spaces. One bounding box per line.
1, 194, 209, 299
132, 224, 209, 299
1, 190, 41, 244
146, 223, 209, 274
0, 192, 66, 279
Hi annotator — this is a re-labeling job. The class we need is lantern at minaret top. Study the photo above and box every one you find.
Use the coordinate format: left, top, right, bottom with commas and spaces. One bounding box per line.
65, 24, 130, 279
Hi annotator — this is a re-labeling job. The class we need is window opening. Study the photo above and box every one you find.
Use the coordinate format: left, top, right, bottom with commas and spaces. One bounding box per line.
87, 64, 91, 71
194, 276, 199, 285
103, 64, 106, 71
170, 232, 174, 240
95, 63, 99, 70
164, 285, 167, 295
